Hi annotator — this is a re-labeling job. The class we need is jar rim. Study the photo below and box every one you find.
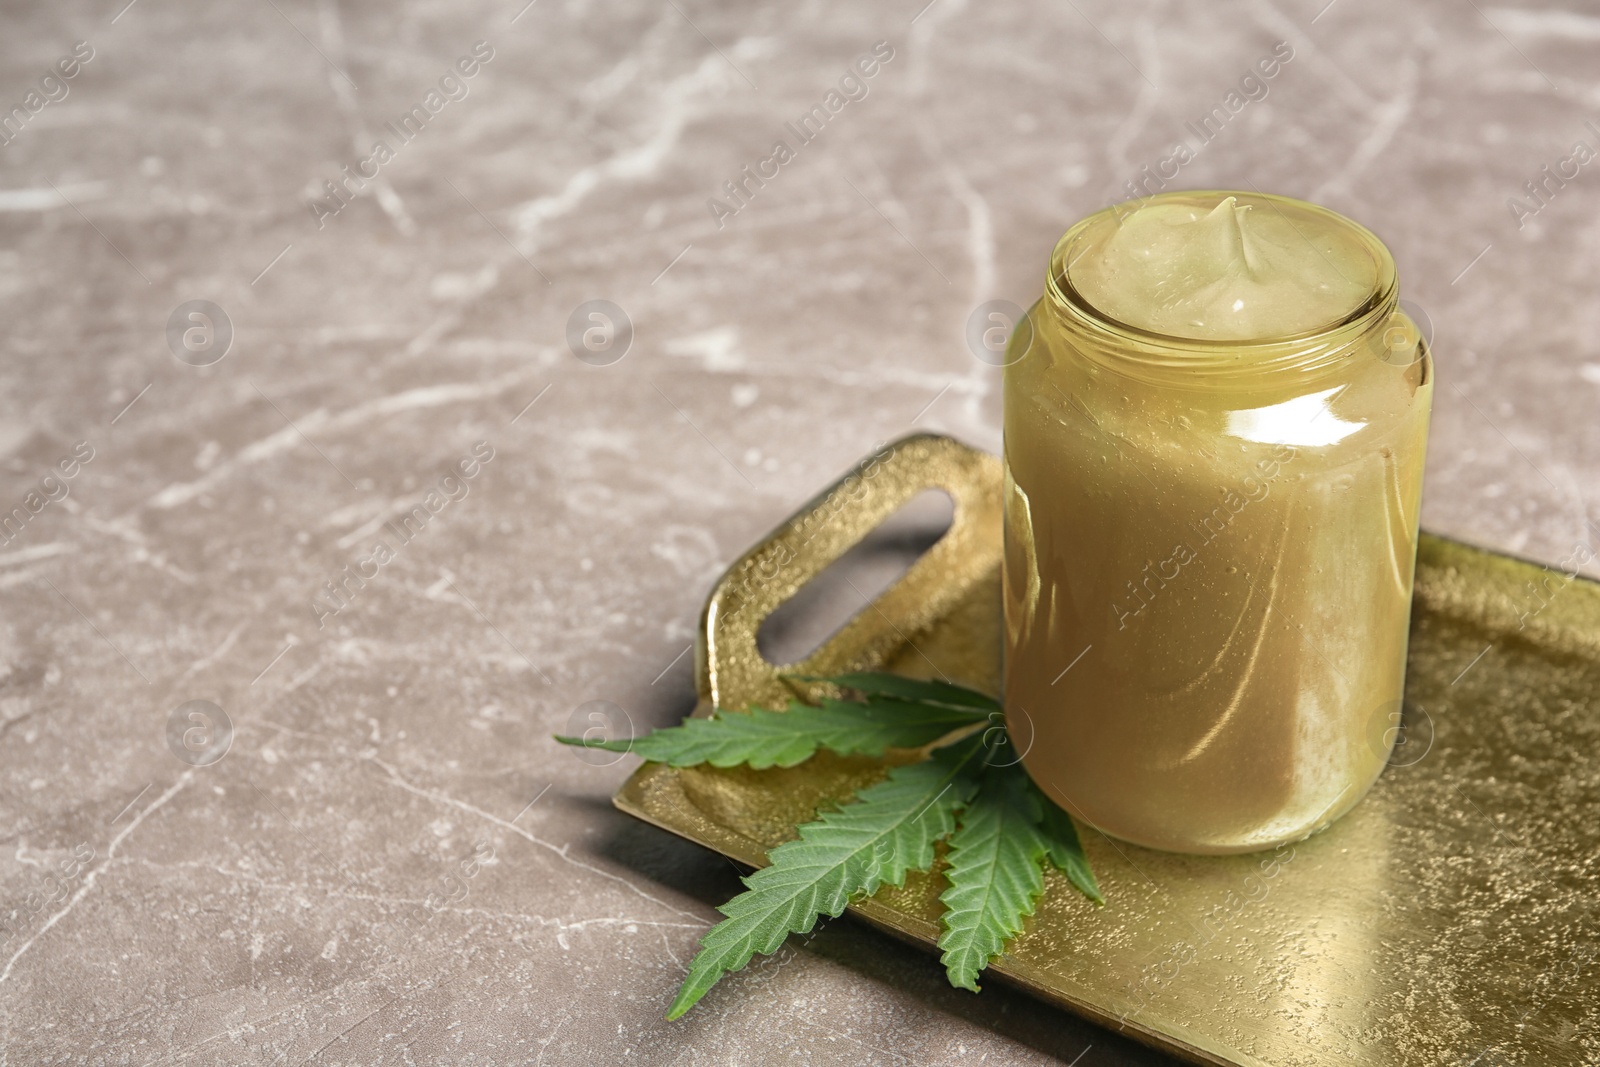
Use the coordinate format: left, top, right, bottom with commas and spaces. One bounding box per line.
1043, 190, 1399, 381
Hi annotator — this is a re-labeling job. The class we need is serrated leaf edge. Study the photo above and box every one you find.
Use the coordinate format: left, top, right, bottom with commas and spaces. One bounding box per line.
664, 736, 985, 1019
936, 769, 1051, 992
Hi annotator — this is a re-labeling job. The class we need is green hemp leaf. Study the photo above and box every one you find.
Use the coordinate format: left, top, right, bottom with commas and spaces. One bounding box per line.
937, 750, 1103, 992
556, 695, 988, 769
666, 733, 983, 1019
553, 672, 1101, 1017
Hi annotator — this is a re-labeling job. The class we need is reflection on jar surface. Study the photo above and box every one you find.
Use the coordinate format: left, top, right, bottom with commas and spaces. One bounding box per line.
1003, 191, 1433, 855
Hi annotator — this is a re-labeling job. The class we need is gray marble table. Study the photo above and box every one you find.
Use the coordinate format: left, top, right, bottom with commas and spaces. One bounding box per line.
2, 0, 1595, 1063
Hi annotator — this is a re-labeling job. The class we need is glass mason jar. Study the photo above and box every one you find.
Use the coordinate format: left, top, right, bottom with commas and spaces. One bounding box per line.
1003, 191, 1433, 855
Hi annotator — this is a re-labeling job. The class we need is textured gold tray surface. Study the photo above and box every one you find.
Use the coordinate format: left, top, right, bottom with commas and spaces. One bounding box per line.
615, 434, 1600, 1067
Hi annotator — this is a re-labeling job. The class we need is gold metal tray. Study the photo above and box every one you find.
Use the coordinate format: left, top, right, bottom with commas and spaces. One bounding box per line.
615, 433, 1600, 1067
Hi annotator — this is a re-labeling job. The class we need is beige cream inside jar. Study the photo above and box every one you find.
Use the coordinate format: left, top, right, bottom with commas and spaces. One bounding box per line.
1003, 190, 1433, 855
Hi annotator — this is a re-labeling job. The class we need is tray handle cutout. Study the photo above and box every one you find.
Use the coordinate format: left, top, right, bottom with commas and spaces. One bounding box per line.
695, 433, 1003, 712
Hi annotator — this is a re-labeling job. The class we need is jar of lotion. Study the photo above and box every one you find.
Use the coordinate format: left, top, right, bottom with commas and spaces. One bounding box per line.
1003, 190, 1433, 854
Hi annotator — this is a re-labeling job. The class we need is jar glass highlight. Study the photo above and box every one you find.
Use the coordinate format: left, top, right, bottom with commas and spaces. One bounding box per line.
1002, 191, 1434, 855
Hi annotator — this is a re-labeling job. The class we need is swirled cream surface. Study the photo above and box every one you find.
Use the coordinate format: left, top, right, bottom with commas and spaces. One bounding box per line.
1066, 194, 1379, 341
